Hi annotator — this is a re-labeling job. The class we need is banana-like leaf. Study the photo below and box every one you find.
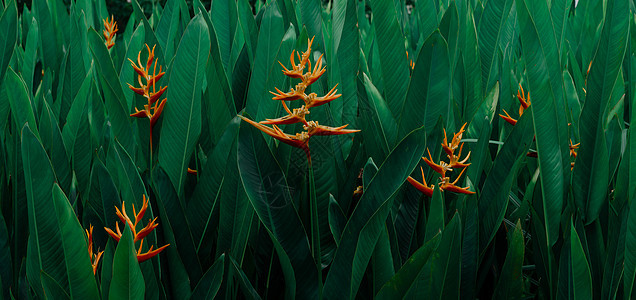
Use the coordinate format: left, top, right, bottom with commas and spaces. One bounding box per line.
324, 127, 426, 299
516, 0, 569, 245
399, 31, 452, 136
109, 224, 145, 300
478, 0, 513, 92
159, 14, 210, 196
493, 221, 525, 298
0, 0, 16, 81
7, 69, 38, 139
557, 219, 592, 299
22, 126, 99, 298
573, 0, 629, 224
368, 0, 410, 118
237, 116, 319, 299
191, 254, 225, 299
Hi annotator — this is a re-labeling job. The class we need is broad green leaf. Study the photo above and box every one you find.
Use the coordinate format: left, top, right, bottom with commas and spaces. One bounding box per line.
359, 73, 398, 162
375, 234, 440, 299
0, 0, 16, 81
159, 14, 210, 196
109, 224, 145, 300
245, 1, 284, 117
331, 0, 359, 128
478, 111, 534, 252
516, 0, 569, 245
573, 0, 629, 224
6, 69, 38, 139
22, 125, 97, 298
425, 186, 444, 243
399, 31, 452, 136
22, 18, 38, 95
328, 194, 346, 246
87, 28, 135, 154
191, 254, 225, 299
478, 0, 513, 92
558, 219, 593, 299
237, 117, 319, 299
33, 0, 59, 73
368, 0, 410, 117
324, 127, 426, 299
493, 221, 525, 298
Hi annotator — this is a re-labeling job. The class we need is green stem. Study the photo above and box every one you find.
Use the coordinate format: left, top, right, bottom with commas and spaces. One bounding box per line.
308, 164, 323, 298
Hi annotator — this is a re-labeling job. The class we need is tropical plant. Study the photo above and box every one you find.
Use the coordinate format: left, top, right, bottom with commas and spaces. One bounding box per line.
0, 0, 634, 298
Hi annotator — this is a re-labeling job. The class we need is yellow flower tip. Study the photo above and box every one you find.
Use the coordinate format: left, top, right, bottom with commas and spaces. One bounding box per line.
188, 168, 198, 175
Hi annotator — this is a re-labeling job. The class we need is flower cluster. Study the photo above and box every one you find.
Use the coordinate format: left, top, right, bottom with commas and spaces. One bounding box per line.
499, 84, 531, 126
104, 195, 169, 262
407, 123, 474, 197
103, 16, 118, 50
129, 44, 167, 149
239, 37, 359, 164
85, 225, 103, 275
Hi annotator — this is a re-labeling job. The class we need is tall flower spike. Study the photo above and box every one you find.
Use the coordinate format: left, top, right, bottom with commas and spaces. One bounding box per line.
240, 36, 358, 165
104, 195, 169, 262
86, 224, 103, 275
128, 44, 168, 152
103, 16, 118, 50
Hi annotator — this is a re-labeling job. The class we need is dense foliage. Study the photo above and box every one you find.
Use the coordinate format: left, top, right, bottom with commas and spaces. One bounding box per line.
0, 0, 634, 298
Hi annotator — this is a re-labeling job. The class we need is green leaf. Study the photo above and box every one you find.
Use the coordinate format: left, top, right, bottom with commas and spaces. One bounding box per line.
328, 194, 346, 246
191, 254, 225, 299
493, 221, 525, 298
159, 14, 210, 196
573, 0, 629, 223
478, 111, 534, 252
399, 31, 452, 136
331, 0, 359, 128
425, 186, 444, 243
33, 0, 59, 73
237, 117, 318, 299
478, 0, 513, 92
40, 271, 70, 300
6, 69, 38, 139
0, 0, 16, 81
109, 224, 145, 300
375, 234, 440, 299
558, 219, 593, 299
324, 127, 426, 299
244, 1, 284, 117
367, 0, 410, 118
516, 0, 569, 244
22, 126, 99, 298
87, 28, 135, 154
411, 212, 462, 299
359, 73, 398, 162
22, 17, 38, 94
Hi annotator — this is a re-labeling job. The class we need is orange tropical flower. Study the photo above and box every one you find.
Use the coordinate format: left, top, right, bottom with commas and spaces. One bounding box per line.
103, 16, 118, 49
104, 195, 169, 263
128, 44, 167, 151
86, 224, 103, 275
499, 84, 531, 126
240, 37, 359, 164
407, 123, 474, 196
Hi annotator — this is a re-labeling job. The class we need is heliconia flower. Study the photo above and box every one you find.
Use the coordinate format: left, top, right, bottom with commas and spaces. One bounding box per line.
439, 167, 475, 194
85, 224, 103, 275
499, 84, 531, 126
279, 37, 315, 78
409, 124, 474, 197
187, 168, 198, 175
239, 115, 311, 162
103, 16, 118, 50
128, 44, 168, 151
422, 148, 451, 177
240, 36, 358, 165
407, 166, 434, 197
261, 102, 310, 126
304, 85, 341, 109
104, 195, 169, 262
304, 121, 360, 136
